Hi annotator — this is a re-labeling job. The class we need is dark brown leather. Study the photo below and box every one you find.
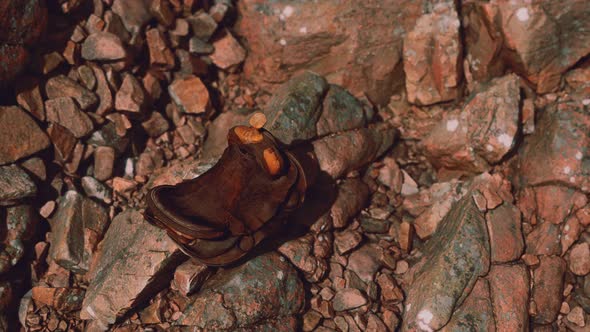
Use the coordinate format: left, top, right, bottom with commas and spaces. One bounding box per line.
144, 126, 315, 266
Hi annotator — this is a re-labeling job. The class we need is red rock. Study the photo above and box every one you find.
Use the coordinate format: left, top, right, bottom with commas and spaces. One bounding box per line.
236, 0, 425, 105
402, 194, 489, 331
376, 273, 404, 304
171, 260, 212, 295
62, 40, 78, 65
440, 278, 495, 331
19, 154, 46, 183
567, 306, 586, 327
89, 64, 113, 116
568, 243, 590, 276
347, 244, 382, 282
45, 97, 94, 138
366, 313, 388, 332
85, 14, 105, 34
532, 256, 566, 324
522, 253, 540, 267
146, 28, 175, 70
81, 32, 127, 61
178, 252, 303, 330
487, 264, 530, 331
313, 124, 397, 179
168, 75, 210, 114
423, 74, 520, 173
0, 106, 50, 165
469, 2, 590, 93
142, 112, 170, 138
334, 229, 362, 255
0, 0, 47, 82
81, 209, 181, 325
47, 124, 77, 163
403, 180, 461, 239
186, 11, 217, 41
279, 234, 326, 282
210, 30, 246, 70
115, 73, 146, 114
150, 0, 174, 27
111, 0, 152, 34
378, 157, 403, 194
16, 78, 45, 121
518, 93, 590, 192
45, 75, 98, 110
48, 191, 108, 272
561, 216, 583, 255
526, 221, 561, 256
332, 288, 367, 312
94, 146, 115, 181
112, 177, 136, 196
39, 201, 56, 219
302, 310, 322, 331
31, 287, 84, 312
403, 2, 461, 105
486, 202, 524, 263
331, 178, 369, 228
399, 221, 413, 252
534, 185, 581, 224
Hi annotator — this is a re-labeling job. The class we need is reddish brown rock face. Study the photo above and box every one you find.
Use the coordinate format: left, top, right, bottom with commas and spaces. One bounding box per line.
235, 0, 426, 105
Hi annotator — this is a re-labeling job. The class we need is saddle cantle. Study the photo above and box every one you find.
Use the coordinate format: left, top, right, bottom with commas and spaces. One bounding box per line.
144, 113, 316, 266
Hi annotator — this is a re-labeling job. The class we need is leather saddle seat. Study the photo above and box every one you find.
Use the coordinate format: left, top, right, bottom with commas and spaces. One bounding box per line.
144, 125, 314, 266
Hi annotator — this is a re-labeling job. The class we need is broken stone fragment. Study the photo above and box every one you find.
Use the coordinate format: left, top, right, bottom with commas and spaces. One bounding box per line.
403, 1, 461, 105
263, 72, 328, 145
45, 97, 94, 138
331, 178, 370, 229
81, 32, 128, 62
532, 256, 566, 324
168, 75, 210, 114
464, 1, 590, 93
31, 287, 85, 312
45, 75, 98, 110
0, 204, 38, 274
171, 260, 212, 296
93, 146, 115, 181
186, 11, 218, 41
347, 244, 382, 283
146, 28, 175, 70
16, 78, 45, 121
48, 191, 108, 273
313, 124, 397, 179
487, 264, 530, 331
518, 92, 590, 192
332, 288, 368, 312
402, 193, 490, 331
317, 84, 369, 137
278, 234, 326, 282
81, 209, 181, 325
47, 124, 77, 163
111, 0, 152, 35
90, 64, 113, 116
440, 278, 495, 331
209, 30, 246, 70
177, 252, 304, 330
422, 74, 521, 174
235, 0, 421, 105
486, 202, 524, 263
115, 73, 147, 114
0, 106, 50, 165
0, 165, 37, 205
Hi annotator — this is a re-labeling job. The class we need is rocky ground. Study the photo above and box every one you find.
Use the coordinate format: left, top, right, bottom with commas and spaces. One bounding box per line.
0, 0, 589, 331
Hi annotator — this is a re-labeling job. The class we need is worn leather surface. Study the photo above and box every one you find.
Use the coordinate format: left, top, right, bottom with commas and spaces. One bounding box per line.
144, 126, 315, 266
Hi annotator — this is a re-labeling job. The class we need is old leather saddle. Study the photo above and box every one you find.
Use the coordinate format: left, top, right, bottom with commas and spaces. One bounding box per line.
144, 114, 317, 266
